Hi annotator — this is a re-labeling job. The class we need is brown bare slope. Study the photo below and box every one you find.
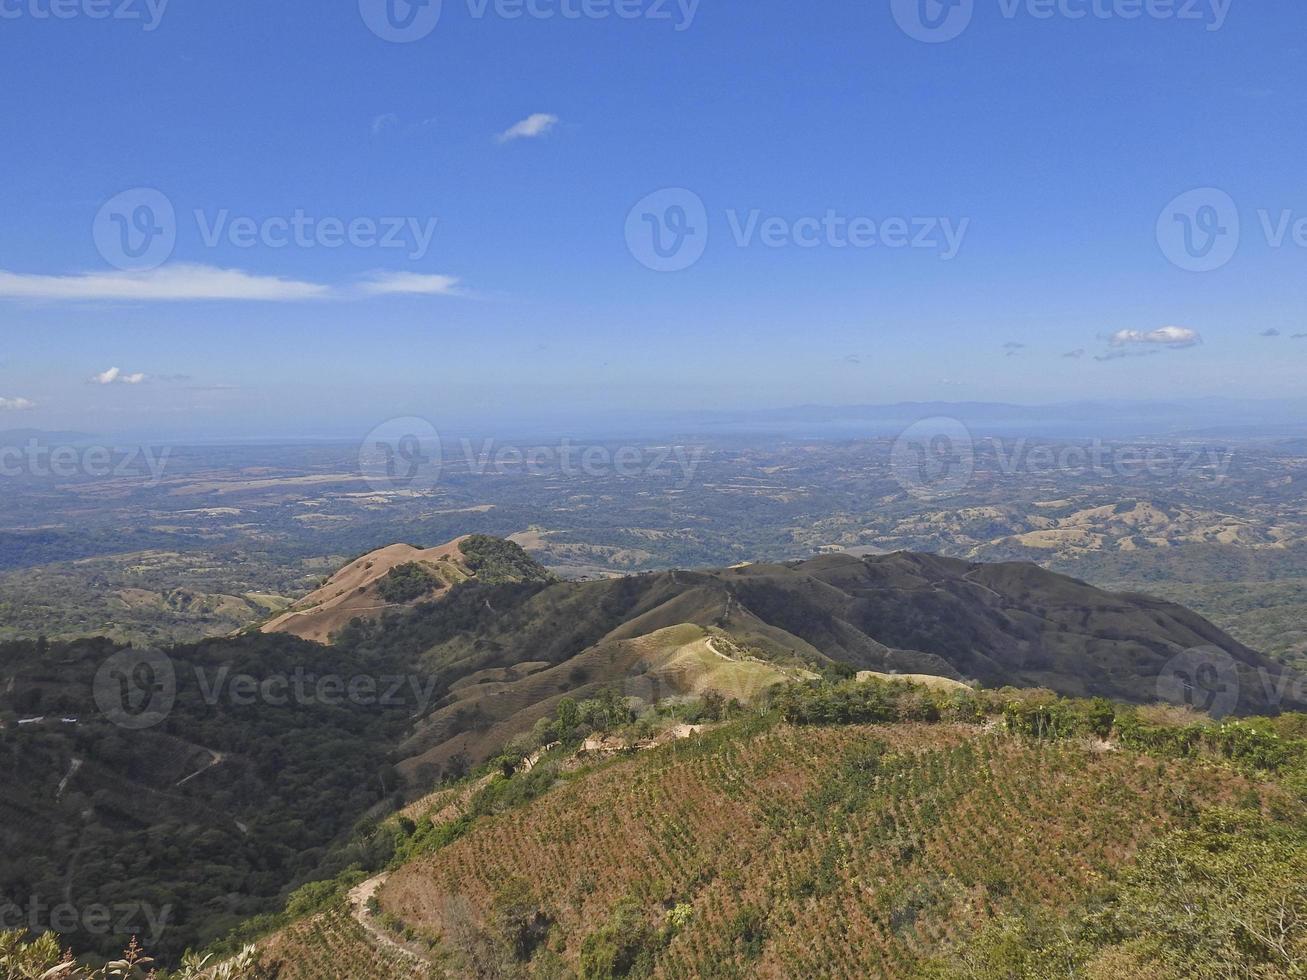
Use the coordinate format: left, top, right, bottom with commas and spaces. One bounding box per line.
261, 536, 551, 644
260, 539, 472, 643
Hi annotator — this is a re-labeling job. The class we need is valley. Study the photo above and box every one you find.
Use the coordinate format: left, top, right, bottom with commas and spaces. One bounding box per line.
3, 432, 1306, 670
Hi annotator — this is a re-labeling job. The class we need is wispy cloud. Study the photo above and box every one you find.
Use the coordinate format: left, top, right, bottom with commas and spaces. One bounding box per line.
497, 113, 559, 143
1260, 328, 1281, 337
357, 271, 461, 296
0, 396, 36, 411
0, 265, 464, 304
1063, 349, 1086, 359
371, 112, 400, 137
0, 264, 330, 303
1002, 341, 1025, 350
1293, 333, 1307, 340
91, 367, 147, 385
1109, 325, 1202, 349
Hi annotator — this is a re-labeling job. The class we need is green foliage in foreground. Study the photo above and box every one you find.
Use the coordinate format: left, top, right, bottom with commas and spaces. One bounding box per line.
921, 808, 1307, 979
17, 678, 1307, 978
764, 679, 1307, 979
0, 933, 264, 979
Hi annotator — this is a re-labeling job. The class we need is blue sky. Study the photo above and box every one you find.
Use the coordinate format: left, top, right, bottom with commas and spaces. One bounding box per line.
1, 0, 1305, 439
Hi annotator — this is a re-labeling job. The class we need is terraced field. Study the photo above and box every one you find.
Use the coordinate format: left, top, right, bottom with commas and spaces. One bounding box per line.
364, 721, 1266, 977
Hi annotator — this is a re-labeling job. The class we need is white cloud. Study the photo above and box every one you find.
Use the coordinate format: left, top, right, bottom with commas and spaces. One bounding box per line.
0, 396, 36, 411
92, 367, 147, 385
497, 113, 559, 143
0, 264, 332, 303
1109, 325, 1202, 349
0, 264, 465, 304
357, 272, 461, 296
371, 112, 400, 137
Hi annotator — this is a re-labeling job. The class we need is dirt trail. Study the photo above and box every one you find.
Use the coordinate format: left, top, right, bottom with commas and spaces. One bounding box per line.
56, 757, 83, 800
347, 873, 432, 964
177, 749, 226, 787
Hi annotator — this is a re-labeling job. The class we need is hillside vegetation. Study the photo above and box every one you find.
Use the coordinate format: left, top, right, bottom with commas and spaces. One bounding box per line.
257, 678, 1307, 979
339, 547, 1302, 784
4, 542, 1305, 975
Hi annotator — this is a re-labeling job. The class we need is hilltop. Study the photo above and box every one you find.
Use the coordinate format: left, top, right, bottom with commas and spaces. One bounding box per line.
261, 535, 552, 643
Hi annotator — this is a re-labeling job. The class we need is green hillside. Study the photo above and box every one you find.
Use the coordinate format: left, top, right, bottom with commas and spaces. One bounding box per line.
4, 542, 1304, 974
256, 679, 1307, 979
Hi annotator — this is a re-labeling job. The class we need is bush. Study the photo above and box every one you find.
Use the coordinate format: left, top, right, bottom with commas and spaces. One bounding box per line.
375, 562, 440, 603
579, 900, 663, 979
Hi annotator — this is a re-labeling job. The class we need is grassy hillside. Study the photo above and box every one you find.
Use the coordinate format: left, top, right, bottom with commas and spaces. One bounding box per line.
257, 680, 1307, 979
337, 548, 1302, 785
4, 542, 1304, 973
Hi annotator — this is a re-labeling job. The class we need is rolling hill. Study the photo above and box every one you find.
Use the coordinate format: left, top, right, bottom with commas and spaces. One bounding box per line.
327, 542, 1303, 779
3, 537, 1303, 970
